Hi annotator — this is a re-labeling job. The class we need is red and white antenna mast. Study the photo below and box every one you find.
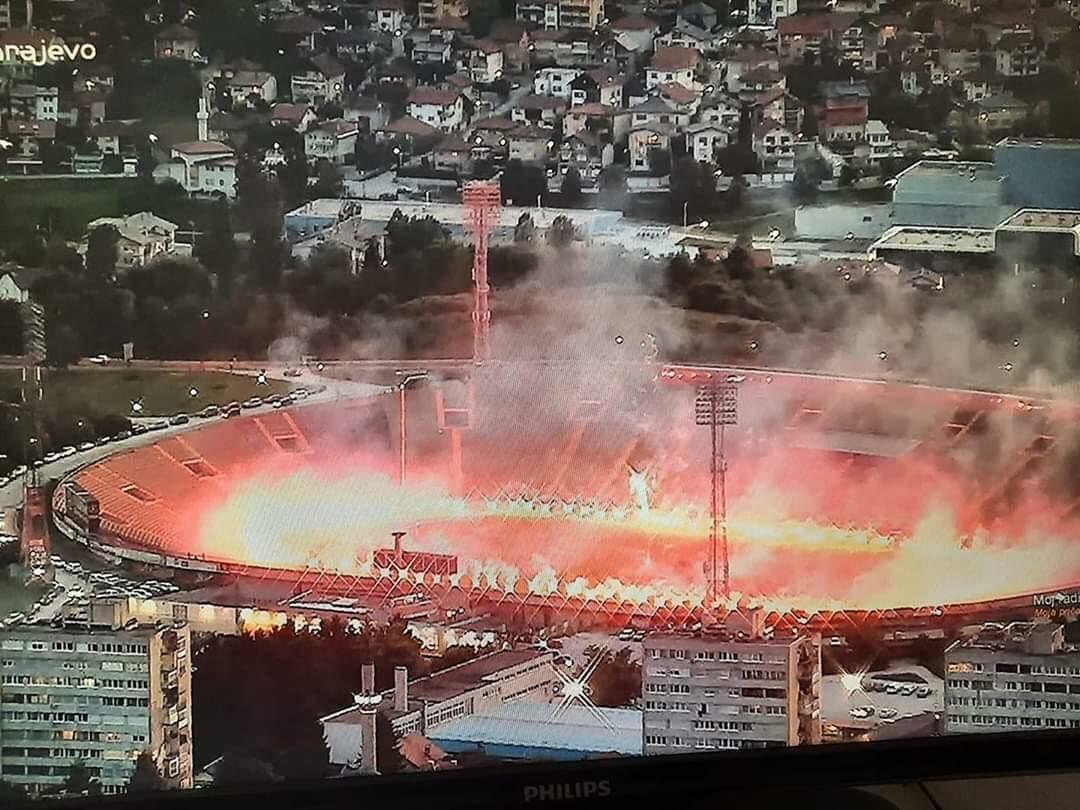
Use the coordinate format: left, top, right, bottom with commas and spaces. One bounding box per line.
462, 181, 501, 363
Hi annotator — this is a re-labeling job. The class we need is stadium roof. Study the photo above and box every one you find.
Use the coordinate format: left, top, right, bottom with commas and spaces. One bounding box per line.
429, 702, 643, 756
788, 430, 922, 459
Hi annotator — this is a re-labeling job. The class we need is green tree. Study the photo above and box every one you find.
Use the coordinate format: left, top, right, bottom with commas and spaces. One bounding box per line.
313, 159, 343, 199
838, 163, 859, 187
500, 158, 545, 206
277, 150, 310, 209
547, 215, 577, 248
85, 224, 119, 281
47, 323, 82, 369
194, 197, 237, 293
560, 166, 583, 205
513, 212, 537, 243
212, 752, 281, 788
647, 147, 671, 177
127, 752, 166, 794
588, 647, 642, 708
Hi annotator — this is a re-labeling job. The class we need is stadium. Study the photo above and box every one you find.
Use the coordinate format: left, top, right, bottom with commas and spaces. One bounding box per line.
49, 361, 1080, 631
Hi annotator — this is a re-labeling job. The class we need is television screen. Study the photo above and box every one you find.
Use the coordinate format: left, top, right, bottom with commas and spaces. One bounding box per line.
0, 0, 1079, 799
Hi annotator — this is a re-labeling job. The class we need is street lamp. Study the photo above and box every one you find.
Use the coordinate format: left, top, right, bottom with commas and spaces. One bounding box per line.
396, 371, 429, 487
392, 146, 402, 169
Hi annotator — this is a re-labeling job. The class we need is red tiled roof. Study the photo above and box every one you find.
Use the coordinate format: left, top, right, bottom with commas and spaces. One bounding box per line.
612, 13, 659, 31
470, 116, 516, 130
568, 102, 619, 116
381, 115, 441, 137
777, 14, 832, 36
820, 107, 867, 127
658, 82, 697, 104
408, 87, 461, 106
650, 46, 701, 71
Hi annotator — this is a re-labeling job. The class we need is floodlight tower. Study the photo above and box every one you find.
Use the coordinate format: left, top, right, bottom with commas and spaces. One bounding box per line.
462, 181, 502, 363
695, 383, 738, 605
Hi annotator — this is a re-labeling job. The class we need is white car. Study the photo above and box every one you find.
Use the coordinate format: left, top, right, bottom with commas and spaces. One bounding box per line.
77, 442, 95, 451
88, 355, 111, 365
68, 588, 84, 599
59, 446, 76, 458
11, 465, 26, 477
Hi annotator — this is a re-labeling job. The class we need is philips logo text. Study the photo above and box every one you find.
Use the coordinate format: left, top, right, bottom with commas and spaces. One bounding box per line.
523, 781, 612, 802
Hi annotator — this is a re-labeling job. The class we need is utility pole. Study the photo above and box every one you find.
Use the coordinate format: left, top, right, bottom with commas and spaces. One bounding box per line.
695, 383, 738, 605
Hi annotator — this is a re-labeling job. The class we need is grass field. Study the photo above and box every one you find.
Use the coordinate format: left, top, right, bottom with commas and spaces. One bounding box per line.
0, 369, 294, 417
0, 177, 137, 247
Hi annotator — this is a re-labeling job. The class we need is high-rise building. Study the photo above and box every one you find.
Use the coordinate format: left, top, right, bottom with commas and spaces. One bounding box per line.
642, 617, 821, 754
945, 622, 1080, 734
0, 618, 193, 795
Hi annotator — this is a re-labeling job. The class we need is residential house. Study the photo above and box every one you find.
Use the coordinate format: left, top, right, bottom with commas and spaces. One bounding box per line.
0, 269, 39, 304
752, 120, 795, 171
369, 0, 408, 33
609, 14, 661, 53
431, 134, 472, 172
515, 0, 605, 30
271, 102, 319, 132
737, 66, 784, 103
654, 18, 714, 53
418, 0, 469, 28
559, 129, 614, 179
81, 213, 178, 272
939, 30, 982, 76
957, 71, 1000, 103
6, 84, 59, 121
863, 119, 893, 162
685, 121, 730, 163
155, 23, 200, 61
563, 103, 630, 142
777, 14, 835, 64
375, 60, 418, 88
697, 94, 742, 132
462, 39, 505, 84
768, 0, 799, 23
995, 33, 1041, 77
629, 96, 690, 130
154, 141, 238, 197
375, 115, 442, 151
628, 123, 674, 173
511, 95, 567, 126
900, 53, 946, 97
508, 126, 554, 164
3, 119, 56, 172
208, 111, 266, 150
971, 92, 1029, 133
569, 68, 625, 107
410, 30, 454, 63
65, 87, 108, 127
677, 1, 718, 30
754, 86, 804, 135
529, 28, 594, 66
658, 82, 701, 116
291, 54, 347, 105
722, 48, 781, 94
407, 87, 465, 132
212, 68, 277, 107
467, 118, 514, 163
817, 79, 870, 143
446, 73, 477, 102
305, 119, 361, 164
646, 46, 702, 90
335, 28, 394, 60
275, 14, 325, 54
345, 95, 390, 133
533, 66, 582, 99
489, 20, 530, 73
837, 18, 880, 72
90, 119, 142, 156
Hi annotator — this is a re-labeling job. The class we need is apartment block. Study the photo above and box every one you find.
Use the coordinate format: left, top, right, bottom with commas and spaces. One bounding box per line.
945, 622, 1080, 734
516, 0, 605, 30
642, 622, 821, 754
0, 619, 193, 795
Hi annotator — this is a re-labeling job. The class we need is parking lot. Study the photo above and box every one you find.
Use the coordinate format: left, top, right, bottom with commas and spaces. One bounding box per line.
821, 664, 944, 730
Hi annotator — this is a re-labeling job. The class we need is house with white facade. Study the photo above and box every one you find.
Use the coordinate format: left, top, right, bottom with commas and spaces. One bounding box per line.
305, 119, 361, 164
533, 67, 581, 99
645, 46, 701, 90
685, 121, 730, 163
80, 213, 178, 272
291, 54, 347, 105
628, 123, 674, 173
752, 120, 795, 171
407, 87, 465, 132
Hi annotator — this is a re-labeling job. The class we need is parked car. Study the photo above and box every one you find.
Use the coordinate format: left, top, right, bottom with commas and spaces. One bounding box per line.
223, 405, 242, 418
59, 446, 76, 458
148, 420, 169, 431
11, 465, 26, 477
77, 441, 95, 451
242, 398, 262, 409
95, 436, 109, 446
169, 414, 190, 426
917, 686, 932, 698
199, 405, 221, 418
116, 430, 132, 440
284, 368, 303, 378
43, 452, 59, 463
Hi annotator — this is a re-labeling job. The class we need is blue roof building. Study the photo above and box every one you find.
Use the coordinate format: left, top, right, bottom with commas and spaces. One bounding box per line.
994, 137, 1080, 210
891, 161, 1011, 228
429, 702, 643, 761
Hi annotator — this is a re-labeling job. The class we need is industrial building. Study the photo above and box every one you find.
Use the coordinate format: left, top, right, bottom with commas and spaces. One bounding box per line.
0, 617, 193, 795
320, 649, 556, 770
430, 702, 643, 760
945, 622, 1080, 734
994, 138, 1080, 211
641, 616, 822, 755
891, 161, 1010, 229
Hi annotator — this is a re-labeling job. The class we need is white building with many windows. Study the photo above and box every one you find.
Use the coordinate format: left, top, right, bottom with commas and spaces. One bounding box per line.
945, 622, 1080, 733
0, 619, 192, 795
642, 620, 821, 754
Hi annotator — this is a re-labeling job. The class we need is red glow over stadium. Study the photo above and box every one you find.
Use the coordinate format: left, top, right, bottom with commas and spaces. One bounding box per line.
55, 364, 1080, 619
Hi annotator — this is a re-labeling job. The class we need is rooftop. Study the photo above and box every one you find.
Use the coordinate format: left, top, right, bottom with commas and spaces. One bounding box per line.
998, 208, 1080, 230
870, 226, 996, 254
430, 702, 643, 756
996, 136, 1080, 150
948, 622, 1072, 656
650, 46, 701, 71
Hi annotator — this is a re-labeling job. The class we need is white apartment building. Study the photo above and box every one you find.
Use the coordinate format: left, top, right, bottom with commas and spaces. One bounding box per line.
81, 213, 178, 272
304, 119, 360, 165
642, 622, 821, 754
945, 622, 1080, 734
0, 619, 193, 795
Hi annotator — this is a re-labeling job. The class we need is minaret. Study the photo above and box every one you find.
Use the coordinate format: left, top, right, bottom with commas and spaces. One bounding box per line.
196, 95, 209, 142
